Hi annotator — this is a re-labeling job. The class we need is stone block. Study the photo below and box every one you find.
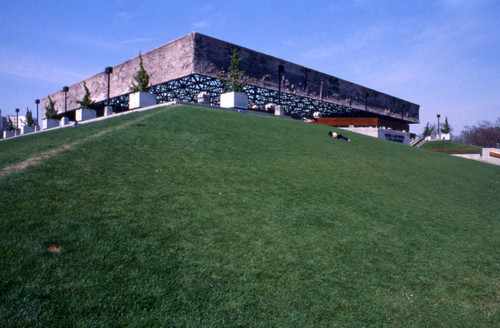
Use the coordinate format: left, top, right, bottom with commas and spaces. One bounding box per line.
275, 105, 285, 116
129, 92, 157, 109
21, 126, 35, 134
42, 119, 59, 130
60, 117, 70, 127
104, 106, 113, 116
76, 108, 97, 121
3, 130, 15, 139
197, 91, 210, 104
220, 92, 248, 109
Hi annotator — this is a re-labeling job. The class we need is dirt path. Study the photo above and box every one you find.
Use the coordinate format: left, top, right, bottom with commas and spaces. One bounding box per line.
0, 112, 155, 178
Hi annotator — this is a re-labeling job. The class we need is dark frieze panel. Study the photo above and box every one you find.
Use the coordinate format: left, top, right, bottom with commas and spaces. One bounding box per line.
191, 33, 419, 123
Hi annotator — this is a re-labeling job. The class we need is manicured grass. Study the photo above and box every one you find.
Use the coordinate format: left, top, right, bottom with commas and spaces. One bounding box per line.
1, 105, 499, 327
421, 140, 482, 154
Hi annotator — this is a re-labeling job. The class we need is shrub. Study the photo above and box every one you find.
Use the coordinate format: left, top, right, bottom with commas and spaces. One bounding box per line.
130, 52, 150, 92
24, 107, 36, 127
44, 96, 58, 119
77, 81, 97, 109
7, 117, 15, 131
219, 48, 251, 93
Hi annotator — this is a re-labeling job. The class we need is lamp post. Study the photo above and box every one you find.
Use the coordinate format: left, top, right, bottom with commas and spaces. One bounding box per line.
278, 64, 284, 106
105, 66, 113, 106
437, 114, 441, 140
62, 86, 69, 116
15, 108, 20, 136
35, 99, 40, 129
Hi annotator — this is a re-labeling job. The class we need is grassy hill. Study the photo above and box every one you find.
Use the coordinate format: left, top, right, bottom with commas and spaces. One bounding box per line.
1, 105, 499, 327
421, 140, 482, 154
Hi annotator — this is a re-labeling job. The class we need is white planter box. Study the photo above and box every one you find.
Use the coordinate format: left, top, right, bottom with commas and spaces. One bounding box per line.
441, 133, 451, 141
220, 92, 248, 109
21, 126, 35, 134
197, 91, 210, 104
60, 117, 70, 127
76, 108, 97, 121
104, 106, 113, 116
129, 92, 156, 109
42, 119, 59, 130
275, 105, 285, 116
3, 130, 16, 139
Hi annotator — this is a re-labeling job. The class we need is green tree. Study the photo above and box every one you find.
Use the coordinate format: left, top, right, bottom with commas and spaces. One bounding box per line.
44, 96, 58, 119
219, 48, 251, 93
130, 52, 150, 92
7, 117, 15, 131
422, 122, 434, 137
24, 107, 35, 127
440, 116, 452, 134
77, 81, 97, 109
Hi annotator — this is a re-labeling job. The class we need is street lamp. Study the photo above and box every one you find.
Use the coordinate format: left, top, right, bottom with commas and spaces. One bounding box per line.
278, 64, 284, 106
15, 108, 20, 136
437, 114, 441, 140
105, 66, 113, 106
62, 86, 69, 116
35, 99, 40, 129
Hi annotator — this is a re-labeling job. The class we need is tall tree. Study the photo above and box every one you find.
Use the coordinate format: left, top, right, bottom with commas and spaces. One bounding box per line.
24, 107, 35, 126
44, 96, 58, 119
130, 52, 150, 92
422, 122, 434, 138
219, 48, 251, 93
441, 116, 452, 134
7, 117, 15, 131
77, 81, 97, 109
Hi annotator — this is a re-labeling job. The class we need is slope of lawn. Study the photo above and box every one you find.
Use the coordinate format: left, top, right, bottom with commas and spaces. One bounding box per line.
421, 140, 482, 154
1, 105, 499, 327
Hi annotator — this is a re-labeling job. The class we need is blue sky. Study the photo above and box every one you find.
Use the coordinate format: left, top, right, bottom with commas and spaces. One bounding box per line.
1, 0, 499, 135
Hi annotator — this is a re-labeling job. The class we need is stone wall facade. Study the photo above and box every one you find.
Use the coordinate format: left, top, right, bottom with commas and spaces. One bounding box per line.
43, 32, 419, 123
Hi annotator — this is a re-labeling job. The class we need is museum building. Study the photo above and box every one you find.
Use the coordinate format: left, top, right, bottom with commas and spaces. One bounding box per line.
42, 32, 419, 143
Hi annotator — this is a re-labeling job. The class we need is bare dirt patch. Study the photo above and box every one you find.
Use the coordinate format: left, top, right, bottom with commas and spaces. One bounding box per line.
47, 245, 61, 253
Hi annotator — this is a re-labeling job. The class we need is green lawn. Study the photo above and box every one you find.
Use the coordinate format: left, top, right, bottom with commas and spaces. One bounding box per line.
421, 140, 482, 154
1, 105, 499, 327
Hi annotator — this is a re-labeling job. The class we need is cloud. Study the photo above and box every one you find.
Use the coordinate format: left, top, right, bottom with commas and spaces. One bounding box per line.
116, 11, 133, 19
0, 60, 83, 85
0, 50, 86, 85
117, 38, 154, 44
192, 20, 209, 29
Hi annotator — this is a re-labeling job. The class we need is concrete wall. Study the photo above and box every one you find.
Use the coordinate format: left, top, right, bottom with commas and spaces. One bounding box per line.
43, 32, 419, 124
42, 34, 196, 117
341, 126, 411, 145
482, 148, 500, 165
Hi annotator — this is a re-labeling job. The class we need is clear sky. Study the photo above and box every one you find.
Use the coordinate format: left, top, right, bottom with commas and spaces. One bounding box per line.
1, 0, 499, 135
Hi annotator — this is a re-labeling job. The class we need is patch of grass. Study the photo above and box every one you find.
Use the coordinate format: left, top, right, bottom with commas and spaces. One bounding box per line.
421, 140, 482, 154
1, 105, 499, 327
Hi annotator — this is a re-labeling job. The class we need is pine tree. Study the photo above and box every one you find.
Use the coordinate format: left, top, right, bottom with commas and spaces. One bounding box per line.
130, 52, 150, 92
441, 116, 451, 134
44, 96, 58, 119
77, 81, 96, 109
219, 48, 251, 93
24, 107, 35, 127
7, 117, 15, 131
423, 122, 434, 137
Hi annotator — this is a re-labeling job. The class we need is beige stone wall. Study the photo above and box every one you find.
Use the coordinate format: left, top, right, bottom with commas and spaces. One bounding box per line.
42, 34, 195, 116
